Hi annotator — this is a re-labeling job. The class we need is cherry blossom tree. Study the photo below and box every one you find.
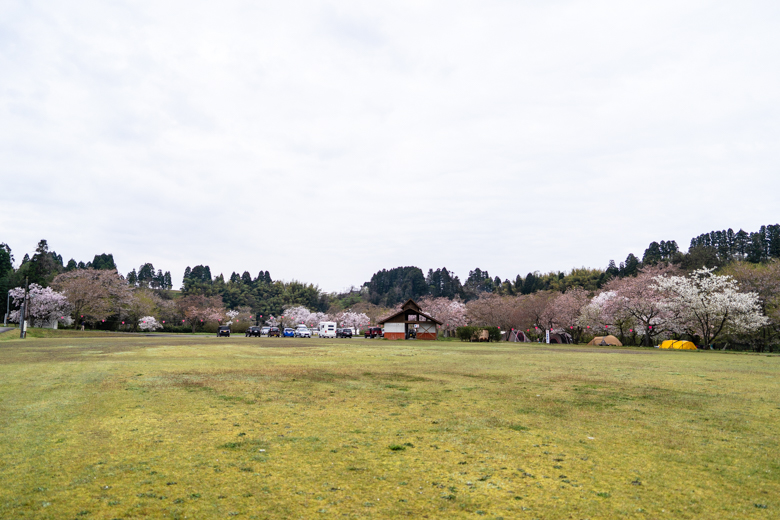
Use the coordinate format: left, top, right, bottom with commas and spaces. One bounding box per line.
8, 284, 71, 327
176, 294, 225, 332
418, 296, 467, 336
541, 287, 590, 342
156, 298, 182, 326
138, 316, 162, 331
721, 260, 780, 350
337, 311, 370, 330
51, 270, 131, 326
233, 306, 253, 324
523, 291, 556, 331
598, 264, 682, 346
284, 305, 313, 326
578, 290, 637, 341
466, 294, 514, 329
226, 310, 239, 325
124, 288, 162, 332
653, 268, 768, 348
307, 312, 331, 327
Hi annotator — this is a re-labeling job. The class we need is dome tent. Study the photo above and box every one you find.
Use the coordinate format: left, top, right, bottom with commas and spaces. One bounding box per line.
660, 340, 697, 350
587, 335, 623, 346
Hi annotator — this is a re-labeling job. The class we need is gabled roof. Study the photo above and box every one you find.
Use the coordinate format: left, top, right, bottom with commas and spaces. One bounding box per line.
377, 299, 443, 325
401, 299, 421, 312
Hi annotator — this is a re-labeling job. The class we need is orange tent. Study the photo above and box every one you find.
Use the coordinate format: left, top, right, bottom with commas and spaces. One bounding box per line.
587, 335, 623, 346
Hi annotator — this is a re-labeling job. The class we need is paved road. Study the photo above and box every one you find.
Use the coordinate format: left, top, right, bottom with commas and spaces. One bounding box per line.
0, 327, 15, 334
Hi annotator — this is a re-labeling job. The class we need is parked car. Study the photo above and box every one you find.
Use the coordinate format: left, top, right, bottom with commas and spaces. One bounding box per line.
283, 328, 295, 337
267, 327, 281, 337
295, 326, 311, 338
336, 328, 352, 338
364, 327, 383, 338
261, 326, 271, 336
246, 326, 262, 337
217, 326, 231, 337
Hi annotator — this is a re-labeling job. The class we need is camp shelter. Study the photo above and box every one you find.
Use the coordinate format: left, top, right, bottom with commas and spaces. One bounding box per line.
377, 299, 442, 340
587, 335, 623, 346
507, 330, 531, 342
660, 340, 697, 350
549, 332, 573, 344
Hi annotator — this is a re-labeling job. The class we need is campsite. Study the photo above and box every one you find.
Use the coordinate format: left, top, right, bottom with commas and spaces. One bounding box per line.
0, 331, 777, 519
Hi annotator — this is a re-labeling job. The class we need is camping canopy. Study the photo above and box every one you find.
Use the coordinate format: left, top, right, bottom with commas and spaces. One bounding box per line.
587, 335, 623, 346
660, 340, 697, 350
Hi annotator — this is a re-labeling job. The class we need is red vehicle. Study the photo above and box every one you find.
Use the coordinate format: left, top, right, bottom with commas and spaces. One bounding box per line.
364, 327, 383, 338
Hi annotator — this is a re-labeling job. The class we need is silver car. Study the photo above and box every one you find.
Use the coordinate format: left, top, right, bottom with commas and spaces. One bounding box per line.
294, 326, 311, 338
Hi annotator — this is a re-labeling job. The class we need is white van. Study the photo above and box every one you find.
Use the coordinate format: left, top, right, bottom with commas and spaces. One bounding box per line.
318, 321, 337, 338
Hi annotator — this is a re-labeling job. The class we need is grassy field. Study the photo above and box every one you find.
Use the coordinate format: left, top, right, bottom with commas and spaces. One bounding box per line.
0, 333, 778, 519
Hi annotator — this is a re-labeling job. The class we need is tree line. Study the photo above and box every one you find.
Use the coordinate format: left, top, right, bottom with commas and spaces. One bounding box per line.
2, 223, 778, 341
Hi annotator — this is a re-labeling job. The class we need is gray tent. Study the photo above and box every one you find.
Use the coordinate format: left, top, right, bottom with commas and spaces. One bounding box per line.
507, 330, 531, 342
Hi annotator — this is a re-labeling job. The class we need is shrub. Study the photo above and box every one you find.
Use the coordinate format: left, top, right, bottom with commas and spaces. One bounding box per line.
456, 326, 477, 341
455, 326, 500, 342
483, 326, 501, 342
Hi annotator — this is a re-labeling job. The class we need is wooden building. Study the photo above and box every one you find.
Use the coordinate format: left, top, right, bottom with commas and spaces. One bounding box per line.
378, 299, 442, 340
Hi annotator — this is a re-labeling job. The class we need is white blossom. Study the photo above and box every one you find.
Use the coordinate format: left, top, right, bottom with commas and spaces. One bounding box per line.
653, 268, 769, 346
8, 284, 71, 327
336, 311, 370, 329
138, 316, 162, 331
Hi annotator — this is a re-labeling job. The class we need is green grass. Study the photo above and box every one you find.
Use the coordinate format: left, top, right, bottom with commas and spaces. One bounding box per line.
0, 336, 778, 519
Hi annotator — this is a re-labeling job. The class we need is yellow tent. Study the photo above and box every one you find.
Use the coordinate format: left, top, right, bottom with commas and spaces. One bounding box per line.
587, 335, 623, 346
660, 340, 697, 350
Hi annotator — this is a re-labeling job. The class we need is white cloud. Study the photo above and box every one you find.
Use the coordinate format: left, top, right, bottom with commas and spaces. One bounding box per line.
2, 0, 779, 291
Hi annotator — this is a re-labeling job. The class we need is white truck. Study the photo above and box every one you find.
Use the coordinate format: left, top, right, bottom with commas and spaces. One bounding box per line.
318, 321, 337, 338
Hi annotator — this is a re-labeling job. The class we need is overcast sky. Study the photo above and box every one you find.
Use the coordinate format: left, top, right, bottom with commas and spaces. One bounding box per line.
2, 1, 779, 292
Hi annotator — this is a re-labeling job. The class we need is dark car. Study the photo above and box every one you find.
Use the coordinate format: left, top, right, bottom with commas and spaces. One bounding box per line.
246, 326, 262, 337
364, 327, 383, 338
267, 327, 281, 337
217, 326, 231, 337
283, 328, 295, 337
336, 328, 352, 338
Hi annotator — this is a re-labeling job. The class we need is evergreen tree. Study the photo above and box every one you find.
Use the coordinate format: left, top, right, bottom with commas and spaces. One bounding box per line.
642, 242, 662, 264
137, 263, 156, 287
0, 243, 12, 280
622, 253, 640, 277
364, 266, 427, 306
606, 260, 619, 277
0, 243, 12, 318
91, 253, 117, 270
521, 272, 537, 295
26, 239, 63, 286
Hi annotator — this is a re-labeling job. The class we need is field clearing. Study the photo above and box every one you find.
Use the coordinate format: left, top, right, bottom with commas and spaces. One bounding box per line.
0, 335, 778, 519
